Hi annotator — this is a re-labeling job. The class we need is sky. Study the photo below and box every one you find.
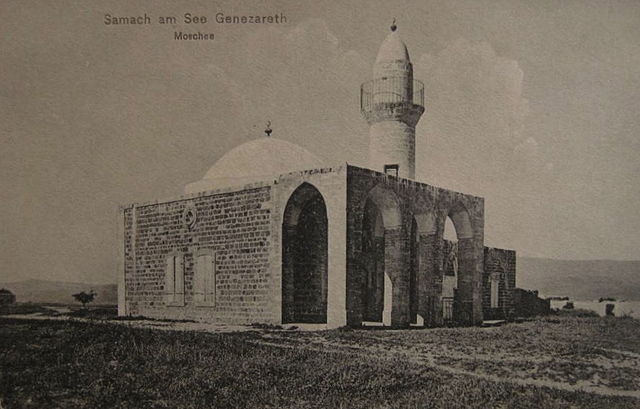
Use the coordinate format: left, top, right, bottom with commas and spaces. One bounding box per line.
1, 0, 639, 284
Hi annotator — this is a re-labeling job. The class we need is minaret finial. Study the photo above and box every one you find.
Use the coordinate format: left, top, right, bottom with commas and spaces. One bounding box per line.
390, 18, 397, 32
264, 121, 272, 137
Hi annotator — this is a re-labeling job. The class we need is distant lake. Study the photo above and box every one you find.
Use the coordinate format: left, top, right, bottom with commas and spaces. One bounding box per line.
550, 300, 640, 318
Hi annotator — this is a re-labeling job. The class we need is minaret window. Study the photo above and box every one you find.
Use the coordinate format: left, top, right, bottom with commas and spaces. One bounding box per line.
384, 164, 399, 177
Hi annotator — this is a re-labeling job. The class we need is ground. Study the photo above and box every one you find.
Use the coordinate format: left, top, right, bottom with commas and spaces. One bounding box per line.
0, 310, 639, 408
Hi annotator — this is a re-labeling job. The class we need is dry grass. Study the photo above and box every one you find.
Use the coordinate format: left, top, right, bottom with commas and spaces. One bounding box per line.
271, 316, 640, 393
0, 316, 638, 408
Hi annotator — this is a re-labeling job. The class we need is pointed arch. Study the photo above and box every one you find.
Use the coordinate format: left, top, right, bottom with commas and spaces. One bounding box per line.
410, 209, 438, 326
414, 212, 437, 236
448, 202, 473, 240
282, 183, 328, 323
440, 201, 478, 325
359, 184, 405, 326
363, 184, 402, 229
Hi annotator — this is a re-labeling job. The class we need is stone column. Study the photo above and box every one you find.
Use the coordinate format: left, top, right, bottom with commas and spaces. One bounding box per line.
419, 233, 442, 326
384, 227, 410, 328
325, 179, 347, 329
281, 225, 296, 323
457, 238, 483, 325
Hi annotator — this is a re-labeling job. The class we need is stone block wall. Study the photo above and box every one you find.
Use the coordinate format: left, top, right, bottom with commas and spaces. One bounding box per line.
120, 165, 348, 328
513, 288, 550, 317
346, 165, 485, 327
121, 185, 275, 324
482, 247, 516, 320
119, 162, 511, 328
272, 166, 348, 328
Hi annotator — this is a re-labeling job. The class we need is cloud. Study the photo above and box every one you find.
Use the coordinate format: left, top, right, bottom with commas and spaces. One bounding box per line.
414, 38, 531, 194
225, 19, 370, 164
513, 136, 540, 168
0, 14, 257, 283
0, 17, 372, 283
411, 38, 554, 250
514, 137, 539, 157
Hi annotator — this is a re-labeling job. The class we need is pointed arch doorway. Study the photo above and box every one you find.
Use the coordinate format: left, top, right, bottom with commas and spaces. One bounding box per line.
360, 185, 403, 327
282, 183, 328, 324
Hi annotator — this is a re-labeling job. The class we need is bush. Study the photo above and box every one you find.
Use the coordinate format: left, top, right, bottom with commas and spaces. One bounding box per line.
558, 308, 599, 318
620, 310, 636, 320
72, 290, 96, 307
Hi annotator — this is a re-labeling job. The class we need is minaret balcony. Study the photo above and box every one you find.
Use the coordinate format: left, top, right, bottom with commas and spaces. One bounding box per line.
361, 78, 425, 125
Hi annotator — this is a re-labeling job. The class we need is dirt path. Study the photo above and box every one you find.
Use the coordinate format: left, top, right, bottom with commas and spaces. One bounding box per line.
251, 336, 640, 399
3, 313, 257, 334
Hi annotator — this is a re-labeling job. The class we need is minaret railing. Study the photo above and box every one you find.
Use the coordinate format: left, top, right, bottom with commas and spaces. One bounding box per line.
360, 78, 424, 114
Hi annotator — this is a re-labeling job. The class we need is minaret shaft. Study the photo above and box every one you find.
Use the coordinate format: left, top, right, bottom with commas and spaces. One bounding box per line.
360, 26, 424, 180
369, 121, 416, 178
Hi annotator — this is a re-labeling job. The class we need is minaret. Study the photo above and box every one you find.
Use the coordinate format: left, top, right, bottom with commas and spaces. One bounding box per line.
361, 21, 425, 179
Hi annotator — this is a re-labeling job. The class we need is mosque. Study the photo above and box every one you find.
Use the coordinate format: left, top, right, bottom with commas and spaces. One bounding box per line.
117, 24, 517, 328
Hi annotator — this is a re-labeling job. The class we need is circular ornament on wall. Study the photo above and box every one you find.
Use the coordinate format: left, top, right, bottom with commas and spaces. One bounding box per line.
182, 204, 198, 230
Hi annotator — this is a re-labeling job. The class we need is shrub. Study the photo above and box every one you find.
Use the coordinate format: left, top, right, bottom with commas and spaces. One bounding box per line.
558, 308, 599, 318
72, 290, 96, 307
620, 310, 636, 320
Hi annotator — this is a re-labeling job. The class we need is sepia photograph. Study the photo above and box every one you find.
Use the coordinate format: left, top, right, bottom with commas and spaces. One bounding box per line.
1, 0, 639, 407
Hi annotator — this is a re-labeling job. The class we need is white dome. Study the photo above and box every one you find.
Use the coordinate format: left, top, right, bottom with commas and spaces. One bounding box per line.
375, 30, 410, 64
185, 137, 324, 193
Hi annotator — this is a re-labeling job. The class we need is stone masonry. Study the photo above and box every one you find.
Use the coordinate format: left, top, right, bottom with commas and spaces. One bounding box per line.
121, 186, 274, 323
119, 164, 516, 328
118, 25, 519, 329
483, 247, 516, 320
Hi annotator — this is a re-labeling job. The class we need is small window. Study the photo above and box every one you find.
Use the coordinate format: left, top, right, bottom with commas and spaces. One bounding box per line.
165, 253, 185, 306
384, 164, 399, 177
194, 250, 216, 306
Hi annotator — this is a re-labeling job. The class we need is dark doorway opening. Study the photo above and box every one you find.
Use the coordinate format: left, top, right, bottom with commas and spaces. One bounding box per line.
282, 184, 328, 323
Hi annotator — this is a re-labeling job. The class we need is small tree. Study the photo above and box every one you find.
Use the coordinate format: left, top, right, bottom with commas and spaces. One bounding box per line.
72, 290, 96, 308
